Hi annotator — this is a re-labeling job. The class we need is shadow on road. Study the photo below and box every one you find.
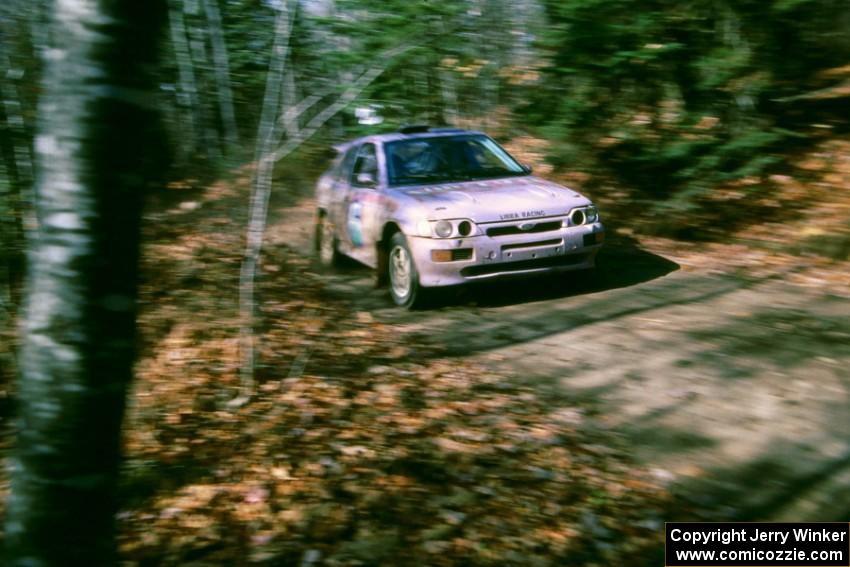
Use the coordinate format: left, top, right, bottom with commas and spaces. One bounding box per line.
310, 207, 850, 529
449, 234, 680, 308
670, 442, 850, 522
318, 234, 680, 317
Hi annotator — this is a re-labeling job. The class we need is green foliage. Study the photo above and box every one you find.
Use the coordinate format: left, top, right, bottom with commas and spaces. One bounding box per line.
4, 0, 847, 244
529, 0, 848, 216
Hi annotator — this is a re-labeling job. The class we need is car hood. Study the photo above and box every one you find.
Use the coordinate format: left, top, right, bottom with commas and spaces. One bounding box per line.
399, 176, 593, 223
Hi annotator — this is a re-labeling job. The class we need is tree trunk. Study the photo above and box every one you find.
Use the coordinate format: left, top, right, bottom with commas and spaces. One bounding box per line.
202, 0, 240, 158
439, 59, 459, 125
236, 0, 294, 404
282, 60, 300, 139
168, 0, 200, 163
0, 55, 35, 201
0, 158, 17, 306
0, 58, 28, 304
236, 14, 412, 402
185, 0, 222, 162
4, 1, 165, 564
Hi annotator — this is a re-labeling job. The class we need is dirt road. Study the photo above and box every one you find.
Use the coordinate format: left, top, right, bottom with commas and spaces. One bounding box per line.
268, 196, 850, 522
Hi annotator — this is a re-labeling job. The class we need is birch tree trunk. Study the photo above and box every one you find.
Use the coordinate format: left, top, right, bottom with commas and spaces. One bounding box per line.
201, 0, 240, 157
185, 0, 222, 162
282, 61, 301, 139
4, 1, 165, 564
236, 0, 293, 404
168, 0, 200, 163
236, 8, 412, 401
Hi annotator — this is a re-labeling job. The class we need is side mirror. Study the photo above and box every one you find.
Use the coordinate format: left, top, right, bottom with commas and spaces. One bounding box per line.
521, 163, 533, 174
356, 172, 377, 187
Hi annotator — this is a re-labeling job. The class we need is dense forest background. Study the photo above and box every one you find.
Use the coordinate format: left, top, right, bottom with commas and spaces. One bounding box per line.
1, 0, 849, 564
3, 0, 849, 309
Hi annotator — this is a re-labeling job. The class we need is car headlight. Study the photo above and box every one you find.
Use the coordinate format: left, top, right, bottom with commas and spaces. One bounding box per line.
434, 220, 453, 238
569, 208, 586, 226
428, 219, 478, 238
586, 206, 598, 223
457, 220, 473, 237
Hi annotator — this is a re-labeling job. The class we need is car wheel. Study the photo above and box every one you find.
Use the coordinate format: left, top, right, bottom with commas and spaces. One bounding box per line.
314, 212, 341, 268
387, 233, 427, 309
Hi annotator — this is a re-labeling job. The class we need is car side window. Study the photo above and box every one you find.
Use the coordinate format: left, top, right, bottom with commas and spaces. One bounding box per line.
336, 145, 360, 183
351, 143, 378, 187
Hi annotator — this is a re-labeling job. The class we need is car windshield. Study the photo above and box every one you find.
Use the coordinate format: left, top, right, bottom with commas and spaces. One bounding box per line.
385, 135, 527, 187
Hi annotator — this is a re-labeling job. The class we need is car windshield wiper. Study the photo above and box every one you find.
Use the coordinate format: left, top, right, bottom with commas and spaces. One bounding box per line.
477, 168, 525, 178
452, 169, 524, 182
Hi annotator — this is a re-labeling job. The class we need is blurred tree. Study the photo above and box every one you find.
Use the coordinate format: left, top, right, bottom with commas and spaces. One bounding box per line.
185, 0, 223, 162
4, 0, 166, 564
235, 0, 422, 398
202, 0, 240, 157
167, 0, 202, 165
531, 0, 849, 213
155, 0, 543, 156
237, 0, 296, 404
306, 0, 535, 131
161, 0, 243, 170
0, 0, 41, 307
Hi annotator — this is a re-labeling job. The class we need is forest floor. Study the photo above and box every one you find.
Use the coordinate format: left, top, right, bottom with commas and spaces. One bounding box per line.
2, 135, 849, 565
116, 134, 849, 565
118, 168, 672, 566
258, 135, 850, 529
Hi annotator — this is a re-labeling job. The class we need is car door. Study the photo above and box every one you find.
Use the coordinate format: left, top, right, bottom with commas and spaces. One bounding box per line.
326, 144, 359, 247
341, 143, 381, 264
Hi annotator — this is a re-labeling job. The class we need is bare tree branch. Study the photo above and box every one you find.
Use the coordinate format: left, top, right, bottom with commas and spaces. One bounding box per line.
270, 44, 413, 163
234, 41, 412, 405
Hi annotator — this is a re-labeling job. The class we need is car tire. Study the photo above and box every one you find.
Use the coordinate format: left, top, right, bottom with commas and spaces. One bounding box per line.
387, 232, 428, 309
314, 212, 342, 268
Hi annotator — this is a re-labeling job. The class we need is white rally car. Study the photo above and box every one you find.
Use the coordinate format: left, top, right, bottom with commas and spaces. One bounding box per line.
314, 126, 604, 308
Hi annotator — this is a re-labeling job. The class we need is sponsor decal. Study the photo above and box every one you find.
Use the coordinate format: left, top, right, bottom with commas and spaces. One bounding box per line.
347, 201, 363, 247
499, 210, 546, 221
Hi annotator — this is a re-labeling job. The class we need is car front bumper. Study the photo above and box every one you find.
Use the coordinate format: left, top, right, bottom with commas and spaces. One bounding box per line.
407, 221, 604, 287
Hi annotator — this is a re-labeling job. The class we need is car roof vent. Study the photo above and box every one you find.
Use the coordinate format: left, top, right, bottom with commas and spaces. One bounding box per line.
398, 124, 431, 134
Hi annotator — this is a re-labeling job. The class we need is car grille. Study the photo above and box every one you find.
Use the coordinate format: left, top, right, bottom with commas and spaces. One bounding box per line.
460, 253, 589, 277
485, 220, 562, 237
452, 248, 474, 261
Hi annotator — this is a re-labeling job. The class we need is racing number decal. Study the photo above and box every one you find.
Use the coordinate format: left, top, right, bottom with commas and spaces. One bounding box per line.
347, 200, 364, 247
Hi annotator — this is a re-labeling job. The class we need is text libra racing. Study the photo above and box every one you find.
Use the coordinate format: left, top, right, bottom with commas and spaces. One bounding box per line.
669, 527, 848, 546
